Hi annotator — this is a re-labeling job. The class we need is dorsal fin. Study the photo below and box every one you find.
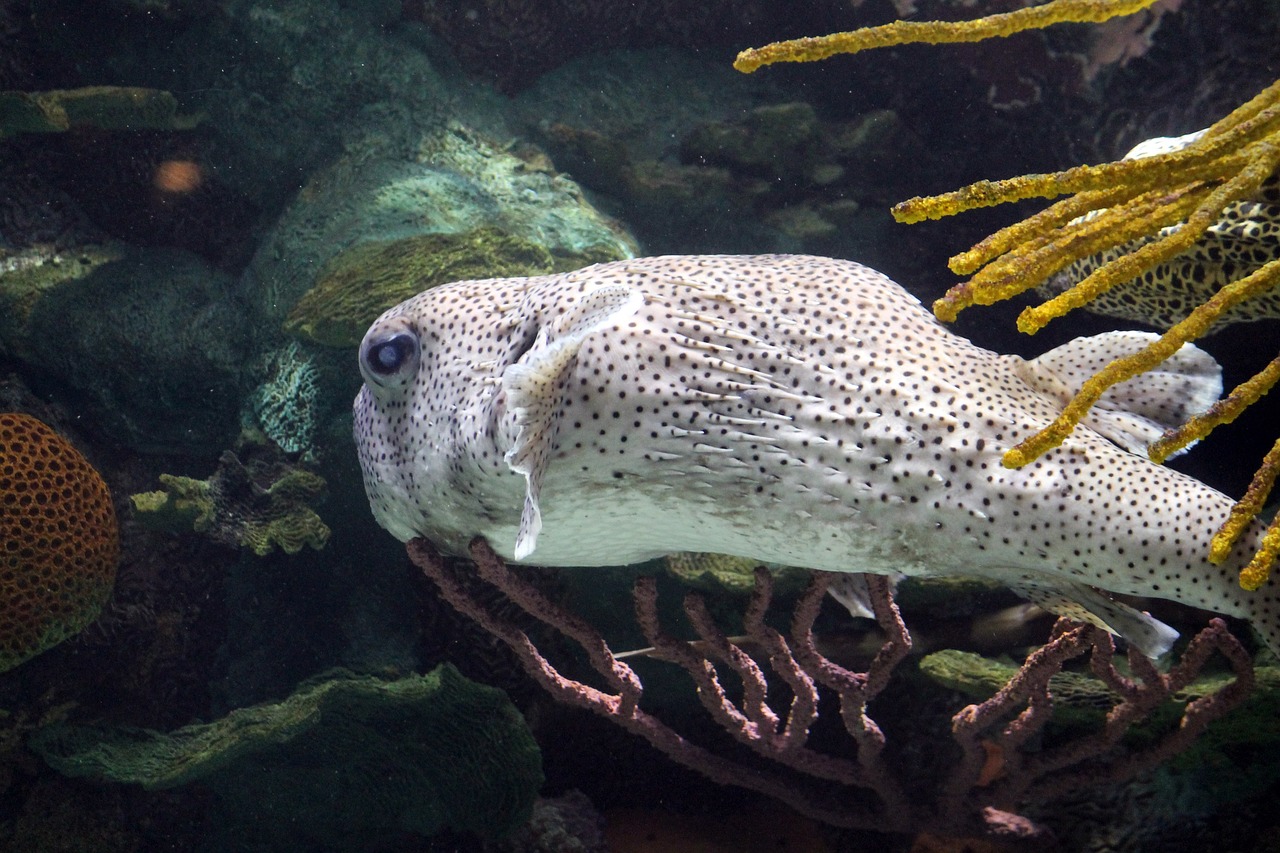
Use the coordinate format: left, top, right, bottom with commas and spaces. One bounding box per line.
501, 283, 644, 559
1018, 330, 1222, 456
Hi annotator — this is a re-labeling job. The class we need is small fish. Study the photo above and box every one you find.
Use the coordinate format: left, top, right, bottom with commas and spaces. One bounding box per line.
353, 254, 1280, 657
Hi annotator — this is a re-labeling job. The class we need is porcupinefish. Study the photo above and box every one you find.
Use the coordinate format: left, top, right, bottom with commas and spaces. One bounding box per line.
353, 253, 1280, 657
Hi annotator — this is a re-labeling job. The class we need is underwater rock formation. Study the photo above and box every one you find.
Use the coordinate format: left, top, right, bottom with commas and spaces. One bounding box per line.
131, 446, 329, 557
402, 0, 789, 93
247, 125, 638, 336
31, 665, 544, 847
0, 412, 118, 672
1, 246, 251, 453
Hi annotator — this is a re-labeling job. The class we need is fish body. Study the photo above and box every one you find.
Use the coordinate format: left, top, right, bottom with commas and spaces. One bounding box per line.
354, 254, 1280, 656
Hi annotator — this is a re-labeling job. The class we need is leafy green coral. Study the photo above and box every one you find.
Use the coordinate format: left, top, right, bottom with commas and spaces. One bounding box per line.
131, 449, 329, 556
0, 86, 202, 138
284, 226, 624, 347
30, 665, 543, 845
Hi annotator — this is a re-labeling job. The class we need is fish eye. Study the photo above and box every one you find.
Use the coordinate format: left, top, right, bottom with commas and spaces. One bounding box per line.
359, 326, 420, 388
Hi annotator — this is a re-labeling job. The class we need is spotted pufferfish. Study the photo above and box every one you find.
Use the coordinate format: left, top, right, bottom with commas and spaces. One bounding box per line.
353, 253, 1280, 657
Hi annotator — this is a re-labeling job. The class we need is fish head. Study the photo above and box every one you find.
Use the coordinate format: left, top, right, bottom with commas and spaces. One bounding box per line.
354, 278, 532, 551
353, 268, 646, 555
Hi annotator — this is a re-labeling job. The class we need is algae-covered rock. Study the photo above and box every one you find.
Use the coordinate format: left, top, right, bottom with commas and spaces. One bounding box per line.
131, 448, 329, 556
284, 227, 611, 347
0, 86, 201, 138
919, 647, 1280, 736
920, 647, 1126, 728
4, 247, 250, 453
0, 244, 128, 352
31, 665, 543, 845
248, 123, 638, 334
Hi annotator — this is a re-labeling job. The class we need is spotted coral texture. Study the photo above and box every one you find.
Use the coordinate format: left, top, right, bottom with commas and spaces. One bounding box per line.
0, 412, 118, 672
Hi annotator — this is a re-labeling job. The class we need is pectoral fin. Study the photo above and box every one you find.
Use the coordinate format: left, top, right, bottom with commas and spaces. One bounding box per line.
825, 571, 903, 620
501, 283, 645, 559
1010, 578, 1179, 658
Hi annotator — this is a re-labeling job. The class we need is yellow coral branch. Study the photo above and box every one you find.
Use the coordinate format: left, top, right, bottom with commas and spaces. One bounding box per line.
1209, 434, 1280, 570
1017, 141, 1280, 333
934, 184, 1208, 322
737, 0, 1280, 596
733, 0, 1161, 73
1002, 258, 1280, 468
1150, 354, 1280, 464
1239, 520, 1280, 591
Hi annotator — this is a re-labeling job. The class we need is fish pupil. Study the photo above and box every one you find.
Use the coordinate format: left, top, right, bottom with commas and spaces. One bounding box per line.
368, 334, 415, 375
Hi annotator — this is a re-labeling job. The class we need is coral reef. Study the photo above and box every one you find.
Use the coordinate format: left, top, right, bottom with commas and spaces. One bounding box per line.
499, 790, 608, 853
538, 99, 925, 259
30, 665, 544, 847
904, 81, 1280, 588
663, 552, 812, 596
2, 247, 251, 453
739, 0, 1280, 590
0, 412, 118, 673
0, 243, 127, 348
131, 445, 329, 557
411, 538, 1254, 842
402, 0, 787, 93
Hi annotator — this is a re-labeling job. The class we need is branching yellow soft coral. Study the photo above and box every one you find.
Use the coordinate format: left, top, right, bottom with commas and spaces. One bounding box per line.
733, 0, 1161, 73
896, 76, 1280, 588
1001, 257, 1280, 466
736, 1, 1280, 588
735, 3, 1280, 588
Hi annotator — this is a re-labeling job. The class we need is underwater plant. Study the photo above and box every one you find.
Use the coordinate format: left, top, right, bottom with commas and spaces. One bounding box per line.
737, 0, 1280, 592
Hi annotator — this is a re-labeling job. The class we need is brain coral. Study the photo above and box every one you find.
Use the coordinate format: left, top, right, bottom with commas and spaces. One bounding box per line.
0, 412, 118, 672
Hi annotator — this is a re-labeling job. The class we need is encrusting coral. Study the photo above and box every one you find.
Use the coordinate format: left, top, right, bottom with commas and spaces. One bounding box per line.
0, 412, 118, 672
736, 1, 1280, 592
0, 86, 202, 139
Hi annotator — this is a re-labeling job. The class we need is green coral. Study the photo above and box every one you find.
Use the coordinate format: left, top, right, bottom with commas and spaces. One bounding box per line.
920, 648, 1120, 728
663, 553, 814, 596
0, 86, 202, 138
30, 665, 543, 845
131, 449, 329, 556
283, 226, 624, 347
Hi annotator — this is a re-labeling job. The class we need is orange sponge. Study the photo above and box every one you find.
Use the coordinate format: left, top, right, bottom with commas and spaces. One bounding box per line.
0, 412, 119, 672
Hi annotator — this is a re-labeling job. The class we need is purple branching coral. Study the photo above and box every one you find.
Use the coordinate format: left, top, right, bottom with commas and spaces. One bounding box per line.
408, 537, 1255, 842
